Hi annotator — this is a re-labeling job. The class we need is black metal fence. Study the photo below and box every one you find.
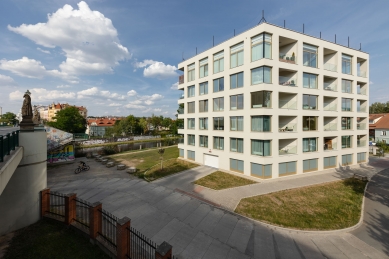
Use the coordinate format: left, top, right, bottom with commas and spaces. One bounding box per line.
99, 208, 118, 249
74, 197, 92, 228
0, 130, 19, 162
127, 227, 156, 259
47, 191, 65, 219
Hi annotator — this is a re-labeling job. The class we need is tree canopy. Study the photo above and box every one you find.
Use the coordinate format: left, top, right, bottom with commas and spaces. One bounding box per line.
369, 102, 389, 114
48, 107, 86, 133
0, 112, 18, 125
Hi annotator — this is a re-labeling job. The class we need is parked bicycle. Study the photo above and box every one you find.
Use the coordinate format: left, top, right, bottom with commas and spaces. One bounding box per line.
74, 161, 90, 174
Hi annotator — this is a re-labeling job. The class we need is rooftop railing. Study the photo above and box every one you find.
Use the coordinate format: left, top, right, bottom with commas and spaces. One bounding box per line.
0, 130, 20, 162
279, 100, 297, 110
323, 102, 337, 111
324, 123, 337, 131
324, 83, 337, 91
324, 63, 337, 72
357, 70, 367, 77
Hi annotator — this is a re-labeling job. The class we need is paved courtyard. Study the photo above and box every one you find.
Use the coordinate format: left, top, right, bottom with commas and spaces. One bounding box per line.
47, 156, 389, 259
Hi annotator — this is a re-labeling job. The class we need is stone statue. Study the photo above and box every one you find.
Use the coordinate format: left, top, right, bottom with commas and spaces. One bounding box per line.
20, 90, 35, 130
32, 105, 41, 125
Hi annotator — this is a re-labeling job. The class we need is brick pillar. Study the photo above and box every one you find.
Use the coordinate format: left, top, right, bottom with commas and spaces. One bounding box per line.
116, 217, 131, 259
40, 188, 50, 218
89, 202, 102, 239
65, 193, 77, 225
155, 241, 172, 259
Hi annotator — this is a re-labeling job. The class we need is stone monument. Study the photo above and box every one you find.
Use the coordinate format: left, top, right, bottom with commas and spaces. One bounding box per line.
19, 90, 35, 130
32, 105, 41, 125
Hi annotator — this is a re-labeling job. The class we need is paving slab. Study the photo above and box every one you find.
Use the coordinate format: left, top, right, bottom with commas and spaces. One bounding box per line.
311, 236, 348, 259
174, 199, 201, 222
273, 231, 302, 259
227, 248, 251, 259
183, 203, 211, 228
292, 234, 325, 259
227, 218, 253, 254
196, 207, 224, 236
179, 231, 213, 259
210, 212, 238, 244
140, 211, 174, 239
341, 234, 388, 259
202, 239, 231, 259
168, 224, 198, 255
253, 225, 276, 259
326, 235, 369, 259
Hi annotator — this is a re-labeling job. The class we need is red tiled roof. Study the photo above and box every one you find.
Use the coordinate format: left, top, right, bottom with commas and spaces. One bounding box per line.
369, 114, 389, 129
88, 118, 118, 127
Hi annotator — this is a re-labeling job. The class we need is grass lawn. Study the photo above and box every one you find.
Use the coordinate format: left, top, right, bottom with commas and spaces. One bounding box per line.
145, 159, 198, 181
235, 178, 367, 230
194, 171, 257, 190
4, 219, 109, 259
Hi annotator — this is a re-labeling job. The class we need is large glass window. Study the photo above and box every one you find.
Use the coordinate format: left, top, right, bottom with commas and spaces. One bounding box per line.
179, 148, 184, 157
188, 63, 195, 82
324, 156, 337, 169
199, 100, 208, 112
303, 159, 318, 173
342, 117, 352, 130
230, 42, 244, 68
213, 77, 224, 92
251, 33, 272, 61
187, 150, 195, 160
279, 161, 297, 176
251, 66, 271, 84
303, 138, 317, 152
213, 51, 224, 74
213, 97, 224, 111
213, 136, 224, 150
187, 134, 195, 146
213, 117, 224, 130
303, 116, 317, 131
342, 154, 353, 166
342, 136, 352, 148
303, 73, 317, 89
199, 82, 208, 95
342, 98, 352, 111
230, 94, 243, 110
187, 85, 195, 97
357, 152, 366, 163
199, 58, 208, 78
303, 95, 318, 110
230, 158, 244, 173
187, 118, 195, 129
303, 44, 317, 68
230, 72, 244, 89
342, 54, 352, 74
251, 91, 271, 108
230, 138, 244, 153
342, 79, 352, 93
230, 116, 244, 131
199, 135, 208, 148
251, 116, 271, 132
187, 102, 195, 113
251, 163, 272, 179
251, 140, 271, 156
199, 118, 208, 130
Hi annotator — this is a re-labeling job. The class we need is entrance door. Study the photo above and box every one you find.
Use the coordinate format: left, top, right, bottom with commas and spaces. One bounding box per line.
204, 154, 219, 168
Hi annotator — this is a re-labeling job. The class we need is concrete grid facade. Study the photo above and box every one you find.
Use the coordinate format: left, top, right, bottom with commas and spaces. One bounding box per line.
177, 22, 369, 179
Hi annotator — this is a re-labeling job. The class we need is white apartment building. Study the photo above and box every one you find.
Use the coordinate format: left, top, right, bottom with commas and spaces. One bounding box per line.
177, 22, 369, 179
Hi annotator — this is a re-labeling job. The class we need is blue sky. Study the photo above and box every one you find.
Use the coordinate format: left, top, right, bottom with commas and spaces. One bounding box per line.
0, 0, 388, 118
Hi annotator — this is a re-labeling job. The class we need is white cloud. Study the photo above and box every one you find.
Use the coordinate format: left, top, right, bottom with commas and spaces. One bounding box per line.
8, 1, 129, 77
142, 61, 178, 79
153, 108, 161, 112
0, 74, 16, 86
0, 57, 62, 79
127, 90, 137, 96
170, 82, 178, 90
37, 48, 50, 54
125, 103, 145, 109
134, 59, 156, 68
9, 88, 76, 101
77, 87, 125, 100
108, 103, 122, 107
138, 93, 163, 105
56, 84, 72, 88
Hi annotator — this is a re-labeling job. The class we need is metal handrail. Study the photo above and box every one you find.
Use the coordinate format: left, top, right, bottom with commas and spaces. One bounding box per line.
0, 130, 20, 162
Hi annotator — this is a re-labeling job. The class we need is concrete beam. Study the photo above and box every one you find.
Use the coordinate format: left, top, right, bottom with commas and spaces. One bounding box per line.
0, 147, 23, 195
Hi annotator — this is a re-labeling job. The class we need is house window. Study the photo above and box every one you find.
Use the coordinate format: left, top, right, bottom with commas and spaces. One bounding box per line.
303, 44, 317, 68
213, 136, 224, 150
251, 139, 271, 156
341, 98, 352, 111
187, 150, 195, 160
303, 138, 317, 152
230, 158, 244, 173
342, 136, 352, 148
230, 42, 244, 68
303, 158, 318, 173
213, 51, 224, 74
342, 154, 353, 166
187, 118, 195, 129
303, 95, 317, 110
357, 152, 366, 163
199, 118, 208, 130
187, 102, 195, 113
199, 135, 208, 148
213, 117, 224, 130
230, 72, 244, 89
251, 91, 271, 108
230, 94, 243, 110
251, 33, 272, 61
342, 54, 352, 74
187, 134, 195, 146
382, 131, 387, 136
303, 116, 317, 131
188, 63, 195, 82
279, 161, 297, 176
213, 77, 224, 92
251, 116, 271, 132
199, 57, 208, 78
213, 97, 224, 111
187, 85, 195, 97
251, 163, 272, 179
342, 117, 352, 130
303, 73, 317, 89
199, 82, 208, 95
230, 138, 244, 153
230, 116, 244, 131
251, 66, 271, 84
179, 149, 184, 157
324, 156, 337, 169
199, 100, 208, 112
342, 80, 352, 93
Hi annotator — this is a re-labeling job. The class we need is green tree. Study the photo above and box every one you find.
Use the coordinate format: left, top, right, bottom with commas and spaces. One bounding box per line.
139, 118, 148, 134
48, 107, 86, 133
376, 140, 389, 157
162, 117, 172, 129
369, 102, 389, 114
0, 112, 17, 125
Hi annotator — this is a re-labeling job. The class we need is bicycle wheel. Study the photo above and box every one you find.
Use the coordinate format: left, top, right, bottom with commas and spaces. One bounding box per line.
84, 165, 90, 171
74, 168, 81, 174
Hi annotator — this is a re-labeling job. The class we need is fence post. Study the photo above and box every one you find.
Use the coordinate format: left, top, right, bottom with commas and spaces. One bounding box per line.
65, 193, 77, 225
116, 217, 131, 259
0, 135, 3, 162
40, 188, 50, 218
155, 241, 173, 259
6, 133, 10, 155
89, 202, 102, 239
